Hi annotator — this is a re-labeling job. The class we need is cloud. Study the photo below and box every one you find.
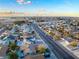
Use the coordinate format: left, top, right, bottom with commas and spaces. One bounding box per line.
16, 0, 32, 5
24, 1, 32, 4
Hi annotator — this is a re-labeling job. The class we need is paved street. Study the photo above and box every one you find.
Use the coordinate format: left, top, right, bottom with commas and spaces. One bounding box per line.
31, 22, 78, 59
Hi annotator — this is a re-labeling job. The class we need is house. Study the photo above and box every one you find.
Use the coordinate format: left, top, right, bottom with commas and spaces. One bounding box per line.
25, 54, 45, 59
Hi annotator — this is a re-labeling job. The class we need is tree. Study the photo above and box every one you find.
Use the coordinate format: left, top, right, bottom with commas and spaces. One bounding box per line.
48, 31, 55, 36
74, 33, 79, 39
70, 41, 77, 47
53, 35, 61, 41
13, 21, 25, 25
8, 51, 18, 59
9, 42, 18, 50
63, 30, 70, 37
36, 45, 46, 54
7, 42, 18, 59
57, 26, 64, 33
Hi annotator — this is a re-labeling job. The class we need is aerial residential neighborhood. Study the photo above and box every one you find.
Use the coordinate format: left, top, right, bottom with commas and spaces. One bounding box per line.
0, 0, 79, 59
0, 17, 78, 59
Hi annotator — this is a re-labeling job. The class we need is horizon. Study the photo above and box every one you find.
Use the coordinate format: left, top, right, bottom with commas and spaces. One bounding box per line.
0, 0, 79, 16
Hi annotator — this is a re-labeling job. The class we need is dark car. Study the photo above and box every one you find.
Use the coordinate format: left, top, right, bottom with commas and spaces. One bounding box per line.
44, 49, 50, 58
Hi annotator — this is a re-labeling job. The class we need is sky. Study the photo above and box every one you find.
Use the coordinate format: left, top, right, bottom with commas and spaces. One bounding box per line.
0, 0, 79, 16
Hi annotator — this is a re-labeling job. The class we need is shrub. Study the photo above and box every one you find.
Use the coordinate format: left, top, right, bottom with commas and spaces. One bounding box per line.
53, 35, 61, 41
70, 41, 77, 47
